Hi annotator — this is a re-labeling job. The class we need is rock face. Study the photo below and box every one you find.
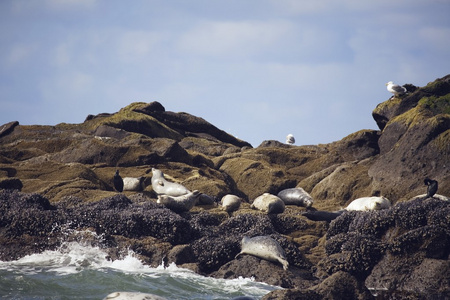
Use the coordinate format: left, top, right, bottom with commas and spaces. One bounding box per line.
0, 75, 449, 298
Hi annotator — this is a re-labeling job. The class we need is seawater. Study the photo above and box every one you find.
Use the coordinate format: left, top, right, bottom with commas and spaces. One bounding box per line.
0, 240, 281, 300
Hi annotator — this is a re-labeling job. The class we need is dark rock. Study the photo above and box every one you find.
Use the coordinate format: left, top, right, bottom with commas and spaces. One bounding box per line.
393, 198, 449, 230
0, 177, 23, 190
140, 107, 251, 148
167, 244, 195, 265
333, 130, 380, 161
347, 209, 395, 238
262, 289, 322, 300
94, 125, 130, 140
369, 75, 450, 200
0, 75, 449, 296
84, 112, 114, 122
133, 101, 166, 113
366, 256, 450, 299
389, 225, 449, 258
257, 140, 291, 148
213, 254, 315, 289
310, 271, 374, 300
319, 232, 384, 279
0, 121, 19, 138
219, 214, 276, 236
191, 234, 241, 273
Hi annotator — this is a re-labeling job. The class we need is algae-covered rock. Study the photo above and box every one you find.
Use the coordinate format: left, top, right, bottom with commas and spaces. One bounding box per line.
0, 75, 449, 297
369, 75, 450, 201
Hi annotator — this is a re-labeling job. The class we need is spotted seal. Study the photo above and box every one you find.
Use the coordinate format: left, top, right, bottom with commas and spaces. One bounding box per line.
236, 235, 289, 270
302, 210, 345, 222
151, 168, 190, 197
122, 177, 146, 192
251, 193, 285, 214
277, 187, 313, 207
345, 196, 391, 211
220, 194, 242, 213
157, 190, 201, 212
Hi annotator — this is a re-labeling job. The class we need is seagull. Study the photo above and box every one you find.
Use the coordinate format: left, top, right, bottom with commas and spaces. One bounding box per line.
424, 177, 438, 198
113, 170, 124, 192
386, 81, 407, 97
286, 134, 295, 145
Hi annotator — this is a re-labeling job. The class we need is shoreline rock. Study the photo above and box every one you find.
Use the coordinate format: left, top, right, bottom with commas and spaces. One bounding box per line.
1, 75, 449, 298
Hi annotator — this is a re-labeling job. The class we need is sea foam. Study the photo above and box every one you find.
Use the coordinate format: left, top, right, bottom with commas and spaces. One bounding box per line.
0, 233, 281, 299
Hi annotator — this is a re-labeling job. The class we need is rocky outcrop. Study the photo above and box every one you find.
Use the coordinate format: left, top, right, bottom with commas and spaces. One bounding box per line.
0, 75, 449, 298
370, 74, 450, 200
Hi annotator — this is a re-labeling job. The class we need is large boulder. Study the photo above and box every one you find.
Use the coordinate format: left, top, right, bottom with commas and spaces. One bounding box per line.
370, 75, 450, 201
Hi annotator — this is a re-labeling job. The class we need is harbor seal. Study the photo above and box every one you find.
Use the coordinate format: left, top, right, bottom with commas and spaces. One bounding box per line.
123, 177, 146, 192
277, 187, 313, 207
196, 193, 216, 205
157, 190, 201, 212
302, 210, 345, 222
345, 196, 391, 211
424, 177, 438, 198
113, 170, 124, 192
236, 236, 289, 270
411, 194, 449, 201
151, 168, 190, 197
251, 193, 285, 214
103, 291, 167, 300
220, 194, 242, 212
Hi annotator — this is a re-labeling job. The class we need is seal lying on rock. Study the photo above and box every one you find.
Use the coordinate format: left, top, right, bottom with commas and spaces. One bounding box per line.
220, 194, 242, 212
122, 177, 145, 191
151, 168, 190, 197
157, 190, 201, 212
302, 210, 345, 222
345, 196, 391, 211
236, 236, 289, 270
196, 193, 216, 205
103, 291, 167, 300
277, 187, 313, 207
411, 194, 449, 201
251, 193, 285, 214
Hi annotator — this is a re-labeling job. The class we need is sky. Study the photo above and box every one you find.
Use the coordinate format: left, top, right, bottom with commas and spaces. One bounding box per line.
1, 0, 449, 147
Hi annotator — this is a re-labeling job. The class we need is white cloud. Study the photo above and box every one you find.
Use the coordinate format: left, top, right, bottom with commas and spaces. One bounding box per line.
115, 30, 167, 63
40, 71, 94, 101
177, 20, 293, 59
271, 0, 445, 15
44, 0, 98, 11
10, 0, 97, 13
5, 44, 37, 65
419, 26, 450, 53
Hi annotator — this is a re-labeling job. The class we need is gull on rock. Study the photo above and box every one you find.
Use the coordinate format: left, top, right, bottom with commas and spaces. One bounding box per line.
386, 81, 407, 97
286, 134, 295, 145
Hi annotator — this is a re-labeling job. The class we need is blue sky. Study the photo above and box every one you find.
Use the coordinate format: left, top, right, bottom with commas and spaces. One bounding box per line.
1, 0, 449, 147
